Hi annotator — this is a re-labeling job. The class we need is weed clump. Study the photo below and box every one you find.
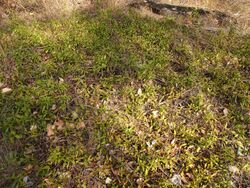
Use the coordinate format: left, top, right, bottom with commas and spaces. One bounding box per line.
0, 8, 249, 187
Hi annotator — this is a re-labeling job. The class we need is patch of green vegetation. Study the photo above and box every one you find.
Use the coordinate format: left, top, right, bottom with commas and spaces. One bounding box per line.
0, 8, 249, 187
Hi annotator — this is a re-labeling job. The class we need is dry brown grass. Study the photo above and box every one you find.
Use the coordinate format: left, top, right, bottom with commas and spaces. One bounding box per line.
2, 0, 91, 18
39, 0, 88, 17
93, 0, 136, 8
1, 0, 136, 18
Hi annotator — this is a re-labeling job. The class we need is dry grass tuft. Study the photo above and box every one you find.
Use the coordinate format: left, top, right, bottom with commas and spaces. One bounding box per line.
2, 0, 92, 18
93, 0, 136, 9
2, 0, 137, 18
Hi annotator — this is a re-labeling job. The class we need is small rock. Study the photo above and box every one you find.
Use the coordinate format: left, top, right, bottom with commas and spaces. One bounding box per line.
171, 174, 183, 187
2, 87, 12, 93
105, 177, 112, 184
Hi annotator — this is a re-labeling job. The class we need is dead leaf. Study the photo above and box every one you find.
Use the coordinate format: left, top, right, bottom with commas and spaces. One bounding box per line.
136, 177, 144, 185
59, 77, 64, 83
51, 104, 57, 110
171, 146, 179, 157
105, 177, 112, 184
24, 146, 35, 155
111, 167, 119, 176
185, 173, 193, 180
33, 111, 38, 115
78, 121, 86, 129
229, 165, 240, 174
223, 108, 229, 116
181, 175, 188, 184
152, 110, 159, 118
47, 124, 55, 138
23, 164, 33, 173
30, 125, 37, 131
54, 119, 64, 130
171, 139, 176, 145
44, 178, 53, 187
137, 88, 142, 96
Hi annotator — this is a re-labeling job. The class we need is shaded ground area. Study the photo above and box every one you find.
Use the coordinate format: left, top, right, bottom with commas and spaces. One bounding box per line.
0, 3, 250, 188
